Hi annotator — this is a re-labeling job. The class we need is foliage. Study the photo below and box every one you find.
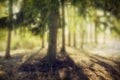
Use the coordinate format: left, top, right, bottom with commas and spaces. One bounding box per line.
91, 0, 120, 19
0, 29, 7, 41
71, 0, 90, 17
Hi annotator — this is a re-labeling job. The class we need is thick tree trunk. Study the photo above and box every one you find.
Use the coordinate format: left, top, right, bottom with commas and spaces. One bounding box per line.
47, 27, 58, 65
46, 2, 59, 66
61, 1, 66, 52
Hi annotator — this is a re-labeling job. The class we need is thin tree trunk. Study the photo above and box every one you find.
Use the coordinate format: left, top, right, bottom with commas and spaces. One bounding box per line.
68, 30, 71, 46
94, 9, 98, 45
80, 20, 85, 49
41, 35, 45, 48
5, 28, 11, 58
61, 0, 66, 52
81, 30, 85, 49
5, 0, 13, 59
90, 23, 93, 45
103, 27, 106, 44
73, 31, 76, 47
85, 30, 87, 45
103, 2, 107, 44
94, 22, 98, 45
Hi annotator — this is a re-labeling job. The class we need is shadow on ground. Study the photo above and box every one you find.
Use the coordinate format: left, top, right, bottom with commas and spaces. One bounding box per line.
18, 52, 89, 80
0, 49, 120, 80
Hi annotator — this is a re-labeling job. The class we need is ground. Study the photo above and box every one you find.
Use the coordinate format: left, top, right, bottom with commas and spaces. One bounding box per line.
0, 46, 120, 80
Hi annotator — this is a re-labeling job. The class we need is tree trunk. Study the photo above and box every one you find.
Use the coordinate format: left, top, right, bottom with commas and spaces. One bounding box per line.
80, 20, 85, 49
85, 30, 87, 45
68, 30, 71, 46
5, 0, 13, 59
61, 0, 66, 52
73, 31, 76, 47
94, 22, 98, 45
46, 1, 59, 66
5, 29, 11, 59
47, 27, 58, 65
41, 35, 45, 48
103, 27, 106, 44
90, 23, 93, 45
103, 4, 107, 44
81, 30, 85, 49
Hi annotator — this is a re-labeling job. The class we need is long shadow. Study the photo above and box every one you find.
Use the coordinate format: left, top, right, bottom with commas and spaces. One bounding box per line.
19, 52, 89, 80
22, 48, 43, 63
93, 54, 120, 69
87, 54, 120, 80
83, 50, 120, 68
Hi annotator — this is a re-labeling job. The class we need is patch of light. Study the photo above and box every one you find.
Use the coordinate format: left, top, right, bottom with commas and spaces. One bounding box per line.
100, 17, 106, 22
13, 0, 23, 13
97, 10, 104, 16
31, 24, 37, 28
86, 23, 90, 32
36, 17, 40, 22
13, 15, 17, 20
65, 27, 68, 35
107, 12, 110, 16
100, 24, 104, 30
13, 5, 19, 13
106, 28, 110, 36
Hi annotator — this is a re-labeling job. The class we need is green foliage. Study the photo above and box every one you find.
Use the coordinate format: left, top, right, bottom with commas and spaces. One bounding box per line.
0, 0, 7, 3
0, 29, 7, 51
19, 0, 60, 37
0, 29, 7, 41
91, 0, 120, 19
11, 28, 41, 50
71, 0, 89, 17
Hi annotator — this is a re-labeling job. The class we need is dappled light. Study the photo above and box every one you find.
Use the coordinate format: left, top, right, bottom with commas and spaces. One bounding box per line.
0, 0, 120, 80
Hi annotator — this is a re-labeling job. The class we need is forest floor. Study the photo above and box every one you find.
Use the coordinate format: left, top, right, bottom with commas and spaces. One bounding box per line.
0, 47, 120, 80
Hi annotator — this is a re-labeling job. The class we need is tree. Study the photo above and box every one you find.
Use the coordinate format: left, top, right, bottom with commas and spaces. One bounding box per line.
4, 0, 13, 59
80, 19, 86, 49
46, 0, 60, 66
94, 16, 98, 45
60, 0, 66, 52
68, 30, 71, 46
15, 0, 60, 66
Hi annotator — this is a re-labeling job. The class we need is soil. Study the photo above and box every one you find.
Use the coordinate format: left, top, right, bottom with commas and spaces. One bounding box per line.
0, 47, 120, 80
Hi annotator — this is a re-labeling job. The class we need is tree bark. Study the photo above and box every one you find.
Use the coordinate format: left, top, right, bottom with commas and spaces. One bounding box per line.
103, 4, 107, 44
46, 1, 59, 66
5, 28, 11, 59
5, 0, 13, 59
103, 27, 106, 44
41, 35, 45, 48
94, 21, 98, 45
90, 23, 93, 45
68, 30, 71, 46
73, 31, 76, 47
61, 0, 66, 52
81, 30, 85, 49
